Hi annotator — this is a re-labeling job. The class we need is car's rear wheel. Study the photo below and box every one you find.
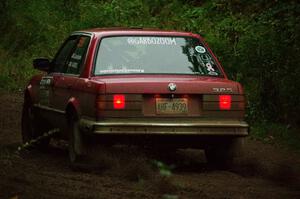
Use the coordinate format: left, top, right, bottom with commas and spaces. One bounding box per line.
21, 98, 50, 149
68, 114, 90, 169
205, 137, 244, 168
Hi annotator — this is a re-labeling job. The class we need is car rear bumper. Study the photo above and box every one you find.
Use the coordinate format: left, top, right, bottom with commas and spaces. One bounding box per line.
79, 118, 249, 136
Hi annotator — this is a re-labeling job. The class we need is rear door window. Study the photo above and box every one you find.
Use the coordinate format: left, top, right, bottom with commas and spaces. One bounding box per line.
66, 36, 90, 75
52, 35, 90, 74
52, 36, 78, 73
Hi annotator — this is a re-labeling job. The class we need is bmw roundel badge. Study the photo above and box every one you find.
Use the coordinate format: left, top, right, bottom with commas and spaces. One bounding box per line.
168, 83, 177, 92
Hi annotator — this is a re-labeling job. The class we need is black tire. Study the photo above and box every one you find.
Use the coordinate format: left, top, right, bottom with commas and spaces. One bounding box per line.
205, 137, 244, 168
21, 99, 50, 149
68, 114, 89, 169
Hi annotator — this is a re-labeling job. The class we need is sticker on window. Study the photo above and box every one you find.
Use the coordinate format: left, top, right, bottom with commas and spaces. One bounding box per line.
208, 71, 219, 76
195, 46, 206, 53
127, 37, 177, 46
68, 61, 78, 68
99, 68, 145, 74
71, 53, 82, 60
206, 63, 215, 72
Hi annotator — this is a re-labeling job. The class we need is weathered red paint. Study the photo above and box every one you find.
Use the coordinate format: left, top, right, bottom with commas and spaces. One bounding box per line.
24, 28, 248, 138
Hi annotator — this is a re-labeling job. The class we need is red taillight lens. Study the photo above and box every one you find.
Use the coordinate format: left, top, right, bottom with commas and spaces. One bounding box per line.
219, 95, 231, 110
113, 95, 125, 109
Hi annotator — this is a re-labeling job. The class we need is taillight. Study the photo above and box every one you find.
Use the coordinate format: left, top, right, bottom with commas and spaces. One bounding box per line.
219, 95, 231, 110
113, 95, 125, 109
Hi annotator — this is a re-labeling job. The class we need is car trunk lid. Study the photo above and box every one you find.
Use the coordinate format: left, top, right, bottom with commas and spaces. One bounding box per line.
93, 75, 245, 119
92, 75, 239, 94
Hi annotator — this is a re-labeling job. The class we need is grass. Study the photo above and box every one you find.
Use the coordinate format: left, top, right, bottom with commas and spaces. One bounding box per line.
250, 122, 300, 152
0, 45, 42, 92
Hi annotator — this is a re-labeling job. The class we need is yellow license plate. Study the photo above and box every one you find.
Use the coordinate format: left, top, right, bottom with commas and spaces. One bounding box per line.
156, 98, 188, 114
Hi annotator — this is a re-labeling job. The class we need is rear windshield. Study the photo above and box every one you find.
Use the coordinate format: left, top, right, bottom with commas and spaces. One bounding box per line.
94, 36, 222, 76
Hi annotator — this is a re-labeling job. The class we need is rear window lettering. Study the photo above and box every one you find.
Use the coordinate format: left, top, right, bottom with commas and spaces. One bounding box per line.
99, 68, 145, 74
127, 37, 177, 46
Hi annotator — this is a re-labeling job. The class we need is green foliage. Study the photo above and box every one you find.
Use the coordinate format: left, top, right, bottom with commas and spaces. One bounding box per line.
0, 0, 299, 128
153, 160, 175, 177
251, 122, 300, 152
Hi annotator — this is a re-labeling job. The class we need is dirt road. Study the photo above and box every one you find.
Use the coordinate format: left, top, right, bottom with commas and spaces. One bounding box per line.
0, 92, 300, 199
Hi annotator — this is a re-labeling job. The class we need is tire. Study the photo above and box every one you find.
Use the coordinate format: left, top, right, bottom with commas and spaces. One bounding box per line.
21, 99, 50, 149
205, 137, 244, 168
68, 114, 89, 169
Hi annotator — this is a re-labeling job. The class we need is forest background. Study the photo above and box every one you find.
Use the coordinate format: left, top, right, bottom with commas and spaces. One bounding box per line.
0, 0, 299, 149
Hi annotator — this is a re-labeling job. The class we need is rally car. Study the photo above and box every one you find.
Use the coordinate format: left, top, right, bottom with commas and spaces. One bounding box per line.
22, 28, 248, 167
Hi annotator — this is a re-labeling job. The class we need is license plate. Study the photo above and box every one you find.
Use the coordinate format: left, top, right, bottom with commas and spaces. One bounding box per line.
156, 98, 188, 114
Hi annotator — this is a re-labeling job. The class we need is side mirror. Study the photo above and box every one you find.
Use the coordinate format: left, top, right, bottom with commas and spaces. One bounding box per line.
33, 58, 50, 72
